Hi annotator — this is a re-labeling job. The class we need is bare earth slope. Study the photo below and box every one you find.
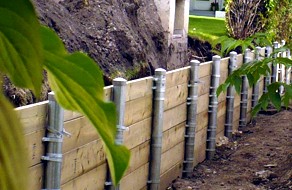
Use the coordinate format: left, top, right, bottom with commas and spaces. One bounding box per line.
4, 0, 168, 106
34, 0, 168, 81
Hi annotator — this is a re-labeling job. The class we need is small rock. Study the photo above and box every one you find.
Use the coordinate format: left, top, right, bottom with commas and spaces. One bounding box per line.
253, 170, 277, 185
220, 182, 225, 186
267, 173, 278, 180
255, 170, 270, 178
264, 164, 277, 168
216, 136, 229, 147
232, 130, 243, 137
205, 169, 212, 174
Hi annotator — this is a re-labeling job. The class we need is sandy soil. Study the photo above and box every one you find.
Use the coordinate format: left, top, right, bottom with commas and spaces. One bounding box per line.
171, 110, 292, 190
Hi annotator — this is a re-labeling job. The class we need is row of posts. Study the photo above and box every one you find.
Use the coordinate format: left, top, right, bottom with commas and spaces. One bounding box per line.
41, 42, 291, 190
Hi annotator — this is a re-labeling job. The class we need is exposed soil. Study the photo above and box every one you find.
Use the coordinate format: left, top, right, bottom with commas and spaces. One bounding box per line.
187, 37, 214, 63
34, 0, 168, 81
171, 110, 292, 190
3, 0, 169, 107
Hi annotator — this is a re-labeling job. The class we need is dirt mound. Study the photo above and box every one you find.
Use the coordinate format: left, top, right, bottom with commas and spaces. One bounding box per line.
4, 0, 168, 107
34, 0, 167, 81
171, 110, 292, 190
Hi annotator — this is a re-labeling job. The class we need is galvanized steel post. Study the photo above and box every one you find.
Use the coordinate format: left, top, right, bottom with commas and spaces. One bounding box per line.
105, 78, 127, 190
42, 92, 65, 190
252, 47, 261, 109
272, 41, 279, 83
224, 52, 237, 139
113, 78, 127, 145
279, 40, 286, 93
239, 49, 250, 129
264, 46, 272, 94
206, 55, 221, 160
183, 60, 200, 177
286, 49, 291, 85
148, 68, 166, 190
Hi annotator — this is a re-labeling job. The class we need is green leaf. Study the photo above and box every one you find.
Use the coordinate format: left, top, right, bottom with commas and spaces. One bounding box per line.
269, 92, 281, 110
0, 1, 42, 96
246, 73, 255, 87
217, 83, 228, 97
282, 84, 292, 107
234, 75, 242, 94
251, 103, 262, 116
277, 57, 292, 67
0, 94, 28, 190
251, 93, 269, 116
41, 26, 130, 185
267, 83, 281, 110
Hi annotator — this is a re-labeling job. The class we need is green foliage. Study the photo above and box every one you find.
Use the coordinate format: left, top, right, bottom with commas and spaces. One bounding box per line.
0, 93, 28, 190
225, 0, 292, 47
263, 0, 292, 46
0, 1, 42, 96
0, 0, 130, 189
213, 32, 272, 57
41, 27, 130, 184
188, 16, 226, 42
225, 0, 266, 39
217, 50, 292, 116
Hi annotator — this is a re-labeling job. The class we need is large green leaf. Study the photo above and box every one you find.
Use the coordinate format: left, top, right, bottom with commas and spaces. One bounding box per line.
268, 83, 281, 110
0, 94, 28, 190
0, 1, 42, 96
282, 84, 292, 107
41, 26, 130, 185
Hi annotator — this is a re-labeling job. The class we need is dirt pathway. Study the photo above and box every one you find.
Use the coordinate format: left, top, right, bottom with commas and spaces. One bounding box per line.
171, 110, 292, 190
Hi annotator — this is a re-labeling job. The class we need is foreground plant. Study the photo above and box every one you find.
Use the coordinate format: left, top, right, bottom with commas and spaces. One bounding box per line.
0, 1, 130, 189
212, 32, 272, 57
217, 49, 292, 116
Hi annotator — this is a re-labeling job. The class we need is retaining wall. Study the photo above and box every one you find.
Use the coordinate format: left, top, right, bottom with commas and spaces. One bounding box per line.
18, 51, 265, 190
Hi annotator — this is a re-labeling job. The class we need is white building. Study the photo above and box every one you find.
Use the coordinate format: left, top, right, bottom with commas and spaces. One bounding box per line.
190, 0, 225, 11
154, 0, 190, 69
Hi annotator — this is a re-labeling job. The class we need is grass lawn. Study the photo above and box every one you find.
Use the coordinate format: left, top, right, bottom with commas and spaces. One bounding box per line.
188, 16, 226, 43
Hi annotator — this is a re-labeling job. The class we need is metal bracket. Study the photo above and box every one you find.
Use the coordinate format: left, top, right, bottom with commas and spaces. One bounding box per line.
117, 125, 129, 131
229, 64, 238, 69
147, 179, 160, 184
104, 181, 112, 186
62, 128, 72, 137
183, 160, 194, 165
46, 126, 71, 137
184, 134, 195, 138
41, 153, 62, 162
42, 137, 63, 143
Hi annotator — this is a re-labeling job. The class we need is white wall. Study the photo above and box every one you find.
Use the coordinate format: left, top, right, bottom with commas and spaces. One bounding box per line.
190, 0, 225, 10
154, 0, 189, 69
191, 0, 211, 10
154, 0, 189, 44
154, 0, 171, 34
215, 11, 225, 18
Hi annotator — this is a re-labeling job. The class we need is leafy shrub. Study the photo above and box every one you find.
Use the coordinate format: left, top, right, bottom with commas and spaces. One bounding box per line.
264, 0, 292, 46
225, 0, 267, 39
